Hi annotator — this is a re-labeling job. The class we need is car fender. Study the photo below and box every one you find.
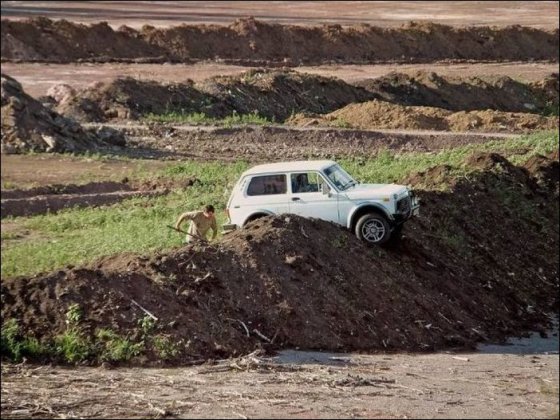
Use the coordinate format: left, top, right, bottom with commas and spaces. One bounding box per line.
241, 209, 275, 227
346, 202, 393, 229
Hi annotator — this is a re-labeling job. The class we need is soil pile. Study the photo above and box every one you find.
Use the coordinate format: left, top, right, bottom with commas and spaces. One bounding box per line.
0, 17, 167, 63
354, 71, 560, 114
2, 153, 558, 365
2, 17, 558, 64
1, 73, 122, 154
289, 100, 559, 133
55, 70, 374, 122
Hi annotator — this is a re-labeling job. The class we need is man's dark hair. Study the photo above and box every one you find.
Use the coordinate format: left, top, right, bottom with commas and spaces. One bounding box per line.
205, 204, 215, 213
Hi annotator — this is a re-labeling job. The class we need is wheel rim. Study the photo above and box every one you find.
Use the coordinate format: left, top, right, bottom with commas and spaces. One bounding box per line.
361, 218, 386, 242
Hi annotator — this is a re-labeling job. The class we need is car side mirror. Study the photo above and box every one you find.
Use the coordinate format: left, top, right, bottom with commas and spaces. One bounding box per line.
321, 183, 330, 195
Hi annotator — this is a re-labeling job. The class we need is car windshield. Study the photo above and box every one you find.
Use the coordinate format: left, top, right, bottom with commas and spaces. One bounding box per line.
323, 164, 357, 190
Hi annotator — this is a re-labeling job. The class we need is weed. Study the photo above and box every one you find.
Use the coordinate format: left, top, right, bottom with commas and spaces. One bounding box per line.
152, 335, 181, 360
96, 329, 143, 362
1, 319, 50, 362
139, 315, 156, 337
54, 328, 92, 363
65, 303, 83, 326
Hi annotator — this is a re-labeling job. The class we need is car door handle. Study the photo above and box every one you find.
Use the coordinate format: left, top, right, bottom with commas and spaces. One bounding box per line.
292, 197, 300, 201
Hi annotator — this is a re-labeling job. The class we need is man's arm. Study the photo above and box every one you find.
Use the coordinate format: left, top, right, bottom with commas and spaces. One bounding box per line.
211, 217, 218, 239
175, 211, 197, 230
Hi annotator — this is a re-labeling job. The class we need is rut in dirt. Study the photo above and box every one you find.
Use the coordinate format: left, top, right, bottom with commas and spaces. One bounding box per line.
1, 152, 558, 366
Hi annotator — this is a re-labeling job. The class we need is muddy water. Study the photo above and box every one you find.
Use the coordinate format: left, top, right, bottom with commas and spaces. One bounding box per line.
271, 315, 559, 365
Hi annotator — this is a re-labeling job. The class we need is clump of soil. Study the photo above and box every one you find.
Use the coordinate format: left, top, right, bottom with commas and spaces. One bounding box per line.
55, 69, 374, 122
2, 17, 558, 64
2, 153, 558, 366
289, 99, 559, 133
1, 73, 121, 153
354, 71, 559, 114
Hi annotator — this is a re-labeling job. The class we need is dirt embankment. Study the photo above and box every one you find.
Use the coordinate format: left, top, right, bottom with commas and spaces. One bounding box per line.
55, 69, 373, 123
49, 69, 559, 132
355, 71, 559, 114
0, 73, 124, 154
2, 17, 558, 65
2, 152, 558, 366
290, 100, 559, 133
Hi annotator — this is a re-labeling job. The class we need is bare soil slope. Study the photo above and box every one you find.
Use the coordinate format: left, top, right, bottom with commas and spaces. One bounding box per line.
0, 73, 120, 154
2, 153, 558, 366
2, 17, 558, 64
355, 71, 559, 114
290, 100, 559, 133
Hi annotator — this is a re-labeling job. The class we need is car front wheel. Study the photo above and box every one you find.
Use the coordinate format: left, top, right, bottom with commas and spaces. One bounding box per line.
355, 213, 391, 245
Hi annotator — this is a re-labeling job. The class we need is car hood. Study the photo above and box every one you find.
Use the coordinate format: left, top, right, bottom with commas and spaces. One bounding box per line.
344, 183, 408, 200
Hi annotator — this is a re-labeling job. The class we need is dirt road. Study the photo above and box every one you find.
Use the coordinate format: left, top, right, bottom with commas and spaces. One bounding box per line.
1, 352, 558, 419
1, 1, 558, 28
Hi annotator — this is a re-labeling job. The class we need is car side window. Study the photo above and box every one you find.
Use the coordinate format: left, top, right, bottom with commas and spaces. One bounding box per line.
246, 175, 287, 196
291, 172, 321, 193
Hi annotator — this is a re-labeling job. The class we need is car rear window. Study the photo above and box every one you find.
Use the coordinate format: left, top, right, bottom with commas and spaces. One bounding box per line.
246, 175, 287, 196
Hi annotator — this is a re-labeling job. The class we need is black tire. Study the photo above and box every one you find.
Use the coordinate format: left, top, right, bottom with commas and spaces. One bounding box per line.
355, 213, 391, 246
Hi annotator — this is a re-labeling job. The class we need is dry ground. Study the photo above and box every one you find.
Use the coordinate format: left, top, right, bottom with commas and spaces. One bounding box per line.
1, 1, 558, 28
1, 352, 558, 419
2, 62, 558, 99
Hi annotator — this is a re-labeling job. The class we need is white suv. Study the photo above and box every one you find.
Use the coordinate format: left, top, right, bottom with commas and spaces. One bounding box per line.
224, 160, 419, 245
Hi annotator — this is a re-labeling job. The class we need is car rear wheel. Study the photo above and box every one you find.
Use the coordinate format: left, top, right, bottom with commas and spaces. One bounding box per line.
355, 213, 391, 245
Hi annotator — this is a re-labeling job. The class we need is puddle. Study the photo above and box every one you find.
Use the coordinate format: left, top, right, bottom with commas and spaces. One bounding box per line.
270, 349, 354, 366
477, 315, 559, 355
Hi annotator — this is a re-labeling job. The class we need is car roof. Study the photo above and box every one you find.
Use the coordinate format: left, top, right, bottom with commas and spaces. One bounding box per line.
242, 160, 337, 176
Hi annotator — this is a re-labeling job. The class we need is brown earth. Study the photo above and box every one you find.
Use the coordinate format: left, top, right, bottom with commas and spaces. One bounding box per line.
2, 62, 559, 100
0, 73, 122, 154
1, 17, 558, 65
118, 124, 519, 163
54, 69, 374, 123
290, 100, 559, 133
1, 352, 558, 419
43, 69, 560, 130
2, 1, 558, 29
1, 152, 558, 366
355, 71, 559, 114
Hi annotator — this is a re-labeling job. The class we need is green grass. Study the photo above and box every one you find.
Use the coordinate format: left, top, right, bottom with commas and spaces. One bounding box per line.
1, 131, 557, 278
144, 110, 273, 126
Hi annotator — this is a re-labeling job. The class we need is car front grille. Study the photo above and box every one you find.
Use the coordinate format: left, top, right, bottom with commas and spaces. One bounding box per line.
397, 196, 411, 214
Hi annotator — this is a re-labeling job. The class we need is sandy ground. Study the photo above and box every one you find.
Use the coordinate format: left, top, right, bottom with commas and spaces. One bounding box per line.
1, 352, 558, 419
2, 61, 558, 99
1, 1, 558, 29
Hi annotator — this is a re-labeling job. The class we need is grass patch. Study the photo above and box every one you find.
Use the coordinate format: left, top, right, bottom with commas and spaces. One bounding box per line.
144, 110, 273, 126
2, 131, 557, 278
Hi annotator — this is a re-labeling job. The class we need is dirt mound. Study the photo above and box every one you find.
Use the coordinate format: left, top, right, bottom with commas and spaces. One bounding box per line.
1, 73, 120, 153
56, 70, 374, 122
289, 99, 559, 133
2, 154, 558, 365
354, 71, 560, 114
523, 152, 560, 195
2, 17, 558, 64
0, 17, 168, 63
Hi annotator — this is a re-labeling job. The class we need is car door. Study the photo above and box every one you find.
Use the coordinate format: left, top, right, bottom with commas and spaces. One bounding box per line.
237, 173, 291, 220
288, 171, 341, 224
